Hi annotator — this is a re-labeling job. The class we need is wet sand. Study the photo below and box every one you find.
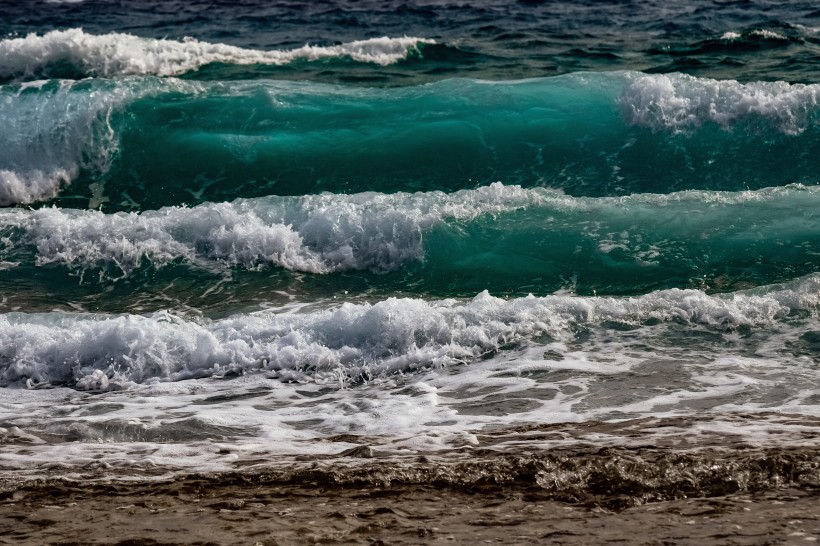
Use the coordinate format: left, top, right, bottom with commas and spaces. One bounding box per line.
0, 444, 817, 545
0, 482, 817, 545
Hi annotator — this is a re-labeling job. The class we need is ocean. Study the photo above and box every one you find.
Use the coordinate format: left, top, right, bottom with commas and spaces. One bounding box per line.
0, 0, 819, 532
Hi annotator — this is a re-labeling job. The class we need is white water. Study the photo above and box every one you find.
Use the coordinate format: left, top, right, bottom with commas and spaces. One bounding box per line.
1, 273, 817, 389
0, 308, 818, 477
0, 29, 434, 79
0, 183, 556, 275
620, 72, 820, 134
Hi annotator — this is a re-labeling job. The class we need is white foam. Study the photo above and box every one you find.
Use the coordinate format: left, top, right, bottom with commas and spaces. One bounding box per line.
0, 168, 74, 206
0, 183, 556, 276
0, 29, 435, 79
1, 182, 817, 276
750, 29, 788, 40
0, 273, 816, 390
619, 73, 819, 134
2, 380, 818, 478
720, 29, 788, 41
0, 79, 146, 205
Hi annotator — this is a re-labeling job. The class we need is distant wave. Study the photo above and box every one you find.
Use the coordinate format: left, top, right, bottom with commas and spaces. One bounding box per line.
0, 29, 435, 80
720, 29, 790, 41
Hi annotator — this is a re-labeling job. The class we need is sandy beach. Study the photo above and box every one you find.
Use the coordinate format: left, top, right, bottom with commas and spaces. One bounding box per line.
1, 441, 818, 545
1, 484, 818, 545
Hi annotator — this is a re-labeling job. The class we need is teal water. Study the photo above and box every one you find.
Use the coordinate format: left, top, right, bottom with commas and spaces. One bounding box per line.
5, 73, 820, 211
0, 184, 819, 315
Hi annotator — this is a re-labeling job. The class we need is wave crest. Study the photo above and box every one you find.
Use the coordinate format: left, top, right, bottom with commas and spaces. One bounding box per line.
2, 274, 817, 390
0, 29, 435, 80
0, 183, 548, 276
619, 73, 820, 135
0, 79, 138, 205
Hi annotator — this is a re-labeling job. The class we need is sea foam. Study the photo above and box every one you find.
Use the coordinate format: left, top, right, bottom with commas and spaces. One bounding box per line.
0, 183, 817, 278
1, 274, 816, 390
0, 29, 434, 79
0, 183, 553, 276
620, 73, 820, 135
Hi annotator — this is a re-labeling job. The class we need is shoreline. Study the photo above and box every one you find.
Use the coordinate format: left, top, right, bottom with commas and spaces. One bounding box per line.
1, 490, 818, 546
1, 444, 818, 544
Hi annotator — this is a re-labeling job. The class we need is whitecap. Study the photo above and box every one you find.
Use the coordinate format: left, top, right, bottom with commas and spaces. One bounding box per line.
1, 273, 816, 390
619, 73, 819, 135
0, 29, 435, 79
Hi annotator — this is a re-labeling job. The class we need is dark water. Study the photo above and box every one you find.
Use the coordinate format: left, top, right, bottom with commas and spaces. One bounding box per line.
4, 0, 820, 84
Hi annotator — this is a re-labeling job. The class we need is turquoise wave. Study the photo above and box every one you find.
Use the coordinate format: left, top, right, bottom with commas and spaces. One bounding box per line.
0, 184, 818, 315
2, 72, 820, 209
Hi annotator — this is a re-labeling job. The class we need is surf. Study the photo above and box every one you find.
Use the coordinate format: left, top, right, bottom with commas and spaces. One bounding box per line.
0, 29, 436, 81
2, 72, 820, 209
1, 184, 819, 299
2, 272, 817, 390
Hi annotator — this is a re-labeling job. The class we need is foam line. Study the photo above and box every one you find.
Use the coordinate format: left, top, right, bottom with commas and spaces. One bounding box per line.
0, 29, 434, 79
1, 273, 817, 389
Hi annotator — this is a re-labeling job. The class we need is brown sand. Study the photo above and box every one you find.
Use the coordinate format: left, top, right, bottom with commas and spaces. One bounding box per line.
0, 443, 818, 545
2, 415, 818, 544
0, 482, 817, 545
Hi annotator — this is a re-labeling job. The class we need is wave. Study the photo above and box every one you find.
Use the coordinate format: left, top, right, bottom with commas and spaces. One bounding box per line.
2, 184, 820, 297
620, 72, 819, 135
2, 273, 818, 390
720, 29, 791, 42
0, 78, 170, 206
0, 183, 544, 277
649, 27, 800, 59
2, 72, 819, 208
0, 29, 435, 81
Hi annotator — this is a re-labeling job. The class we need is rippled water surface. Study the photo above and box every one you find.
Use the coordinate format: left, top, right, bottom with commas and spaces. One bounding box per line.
0, 0, 818, 481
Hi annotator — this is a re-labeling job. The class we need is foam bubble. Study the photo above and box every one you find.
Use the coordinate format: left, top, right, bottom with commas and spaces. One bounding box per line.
619, 73, 819, 134
0, 29, 435, 79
